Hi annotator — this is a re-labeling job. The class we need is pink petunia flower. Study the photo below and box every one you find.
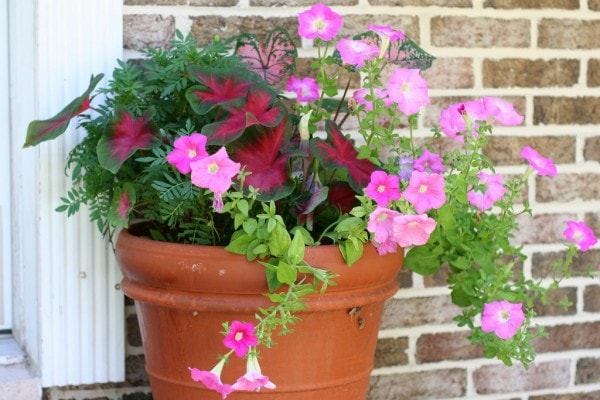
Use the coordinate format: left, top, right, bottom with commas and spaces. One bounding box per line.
387, 68, 430, 116
392, 214, 436, 247
439, 103, 467, 141
190, 147, 241, 212
365, 170, 401, 207
336, 39, 379, 68
563, 220, 598, 252
482, 96, 524, 126
403, 171, 446, 214
353, 88, 391, 111
189, 360, 235, 399
367, 24, 405, 42
413, 148, 445, 174
519, 146, 557, 177
222, 321, 259, 358
367, 24, 405, 57
367, 207, 402, 255
467, 172, 506, 211
232, 353, 276, 392
367, 207, 402, 247
286, 76, 320, 102
480, 300, 525, 340
297, 2, 343, 41
166, 133, 209, 174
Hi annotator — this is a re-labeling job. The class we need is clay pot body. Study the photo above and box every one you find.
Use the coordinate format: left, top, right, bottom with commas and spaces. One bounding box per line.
116, 228, 403, 400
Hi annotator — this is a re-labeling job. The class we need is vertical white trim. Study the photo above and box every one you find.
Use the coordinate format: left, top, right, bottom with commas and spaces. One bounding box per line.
0, 0, 11, 332
9, 0, 125, 387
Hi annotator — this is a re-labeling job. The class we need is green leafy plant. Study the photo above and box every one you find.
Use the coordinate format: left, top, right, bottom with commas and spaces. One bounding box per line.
26, 3, 597, 396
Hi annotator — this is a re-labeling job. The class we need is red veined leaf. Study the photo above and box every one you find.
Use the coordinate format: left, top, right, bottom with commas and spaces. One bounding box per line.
96, 112, 161, 174
328, 182, 358, 213
233, 27, 297, 85
202, 88, 286, 146
231, 120, 294, 201
107, 183, 136, 228
310, 120, 376, 193
185, 66, 265, 116
24, 74, 104, 147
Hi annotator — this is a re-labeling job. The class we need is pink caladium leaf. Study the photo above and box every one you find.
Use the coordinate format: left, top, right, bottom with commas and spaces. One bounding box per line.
24, 74, 104, 147
232, 120, 295, 201
107, 183, 136, 228
233, 27, 298, 85
202, 88, 286, 146
96, 112, 161, 173
310, 120, 377, 193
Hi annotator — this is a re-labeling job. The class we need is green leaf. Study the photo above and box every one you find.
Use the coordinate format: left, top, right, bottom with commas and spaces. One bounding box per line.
268, 223, 291, 257
242, 218, 258, 235
225, 233, 255, 255
286, 231, 305, 266
276, 261, 297, 285
404, 245, 443, 275
339, 240, 363, 266
451, 286, 473, 307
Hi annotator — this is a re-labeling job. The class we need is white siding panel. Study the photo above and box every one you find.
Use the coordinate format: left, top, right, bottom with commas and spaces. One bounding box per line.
35, 0, 124, 386
0, 0, 11, 332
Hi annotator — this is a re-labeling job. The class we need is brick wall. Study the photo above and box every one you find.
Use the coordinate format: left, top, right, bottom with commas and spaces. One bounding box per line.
115, 1, 600, 399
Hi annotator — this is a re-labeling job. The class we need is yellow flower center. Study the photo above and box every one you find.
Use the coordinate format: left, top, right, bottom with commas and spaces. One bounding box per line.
499, 310, 510, 322
188, 149, 197, 158
377, 184, 386, 193
402, 82, 411, 93
235, 332, 244, 341
418, 184, 428, 193
314, 18, 326, 31
208, 162, 219, 174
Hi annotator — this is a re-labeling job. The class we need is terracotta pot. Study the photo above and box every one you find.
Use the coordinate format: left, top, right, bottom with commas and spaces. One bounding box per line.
116, 228, 403, 400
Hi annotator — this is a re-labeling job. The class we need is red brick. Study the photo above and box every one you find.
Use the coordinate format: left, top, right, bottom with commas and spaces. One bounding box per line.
125, 0, 184, 3
534, 287, 577, 316
532, 250, 600, 279
381, 295, 460, 329
374, 337, 409, 368
368, 369, 467, 399
416, 331, 483, 363
584, 285, 600, 312
588, 59, 600, 87
530, 391, 600, 400
538, 19, 600, 49
584, 136, 600, 162
534, 97, 600, 125
431, 16, 530, 48
123, 15, 176, 50
483, 59, 579, 88
474, 360, 570, 394
484, 135, 575, 166
250, 0, 356, 4
340, 15, 419, 42
190, 16, 299, 47
190, 0, 238, 5
370, 0, 471, 5
513, 213, 576, 245
534, 322, 600, 353
537, 173, 600, 202
484, 0, 579, 8
422, 58, 474, 89
576, 357, 600, 384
